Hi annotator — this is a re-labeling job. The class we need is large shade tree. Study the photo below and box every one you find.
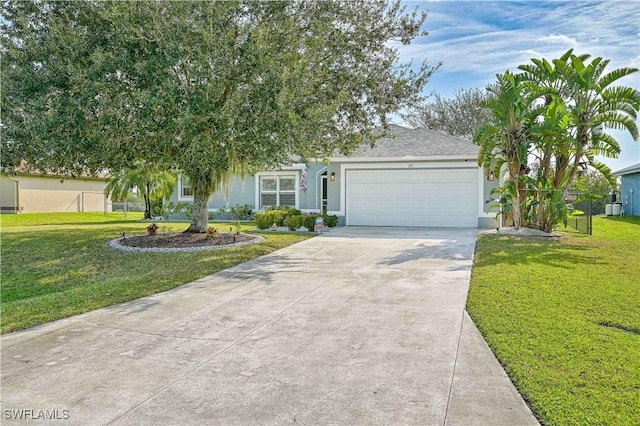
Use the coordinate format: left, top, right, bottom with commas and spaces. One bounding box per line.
402, 88, 492, 141
1, 0, 439, 232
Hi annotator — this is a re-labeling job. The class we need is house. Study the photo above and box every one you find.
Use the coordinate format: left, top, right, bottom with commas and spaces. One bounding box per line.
613, 163, 640, 216
168, 125, 499, 227
0, 173, 110, 214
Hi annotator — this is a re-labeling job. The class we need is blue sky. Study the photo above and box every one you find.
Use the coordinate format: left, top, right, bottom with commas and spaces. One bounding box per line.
393, 0, 640, 172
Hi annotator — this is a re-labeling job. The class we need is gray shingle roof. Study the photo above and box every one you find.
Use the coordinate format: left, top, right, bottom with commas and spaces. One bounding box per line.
335, 125, 479, 159
613, 163, 640, 176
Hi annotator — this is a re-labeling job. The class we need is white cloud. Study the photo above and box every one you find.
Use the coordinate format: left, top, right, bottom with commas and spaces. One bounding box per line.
537, 34, 578, 46
398, 1, 640, 89
397, 0, 640, 168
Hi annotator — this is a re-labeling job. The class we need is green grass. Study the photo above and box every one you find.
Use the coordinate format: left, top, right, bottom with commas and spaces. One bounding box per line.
467, 216, 640, 425
0, 212, 313, 334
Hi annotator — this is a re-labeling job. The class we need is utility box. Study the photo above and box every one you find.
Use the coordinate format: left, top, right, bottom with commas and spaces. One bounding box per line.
612, 203, 622, 216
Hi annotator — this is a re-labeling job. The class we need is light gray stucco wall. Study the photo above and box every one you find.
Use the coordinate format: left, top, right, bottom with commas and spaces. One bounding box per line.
207, 176, 255, 211
326, 163, 341, 214
298, 163, 327, 212
482, 178, 501, 213
170, 163, 329, 216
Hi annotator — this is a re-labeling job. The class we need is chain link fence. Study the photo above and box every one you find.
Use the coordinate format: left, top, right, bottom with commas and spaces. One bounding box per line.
566, 194, 592, 235
110, 201, 145, 213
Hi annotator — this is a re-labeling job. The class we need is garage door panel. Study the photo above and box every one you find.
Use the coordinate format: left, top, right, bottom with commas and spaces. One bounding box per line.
346, 169, 478, 227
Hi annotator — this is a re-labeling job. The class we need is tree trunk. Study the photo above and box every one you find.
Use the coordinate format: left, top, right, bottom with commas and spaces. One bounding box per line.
143, 185, 152, 220
511, 196, 522, 229
509, 163, 522, 229
185, 188, 209, 233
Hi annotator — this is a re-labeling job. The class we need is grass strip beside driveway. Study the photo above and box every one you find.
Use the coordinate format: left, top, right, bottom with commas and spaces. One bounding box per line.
0, 213, 312, 334
467, 216, 640, 425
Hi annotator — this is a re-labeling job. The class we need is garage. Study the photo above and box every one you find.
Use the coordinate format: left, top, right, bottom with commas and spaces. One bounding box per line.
346, 168, 479, 227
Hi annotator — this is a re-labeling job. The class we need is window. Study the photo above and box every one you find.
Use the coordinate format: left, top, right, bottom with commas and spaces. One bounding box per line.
181, 176, 193, 198
260, 175, 296, 209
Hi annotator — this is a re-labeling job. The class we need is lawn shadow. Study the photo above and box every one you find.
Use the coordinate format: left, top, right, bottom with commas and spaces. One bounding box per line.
3, 220, 147, 228
601, 216, 640, 225
474, 235, 603, 269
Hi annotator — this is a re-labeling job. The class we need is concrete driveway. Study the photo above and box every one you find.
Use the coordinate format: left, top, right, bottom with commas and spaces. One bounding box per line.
1, 227, 538, 425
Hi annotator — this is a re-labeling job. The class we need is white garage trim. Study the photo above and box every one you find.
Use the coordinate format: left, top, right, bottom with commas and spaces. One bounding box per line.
334, 161, 478, 217
344, 165, 479, 227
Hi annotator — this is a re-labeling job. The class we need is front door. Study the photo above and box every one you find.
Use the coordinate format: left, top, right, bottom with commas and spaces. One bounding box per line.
321, 173, 328, 212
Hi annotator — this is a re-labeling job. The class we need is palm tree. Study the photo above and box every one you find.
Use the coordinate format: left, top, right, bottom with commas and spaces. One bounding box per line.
475, 71, 536, 229
106, 165, 176, 219
519, 49, 639, 231
559, 52, 639, 192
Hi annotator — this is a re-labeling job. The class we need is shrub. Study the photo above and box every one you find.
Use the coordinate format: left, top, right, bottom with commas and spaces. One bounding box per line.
255, 207, 304, 229
206, 226, 217, 238
255, 210, 286, 229
216, 206, 227, 219
146, 223, 159, 235
151, 199, 164, 217
301, 213, 339, 229
161, 201, 193, 220
323, 213, 339, 227
303, 214, 320, 230
284, 215, 304, 231
230, 204, 253, 220
266, 206, 302, 215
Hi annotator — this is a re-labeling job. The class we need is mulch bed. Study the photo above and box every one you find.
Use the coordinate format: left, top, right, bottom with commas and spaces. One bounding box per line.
119, 232, 255, 249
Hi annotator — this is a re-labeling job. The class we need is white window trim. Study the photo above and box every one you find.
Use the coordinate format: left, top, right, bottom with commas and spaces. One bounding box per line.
254, 171, 300, 211
177, 174, 193, 201
315, 166, 328, 211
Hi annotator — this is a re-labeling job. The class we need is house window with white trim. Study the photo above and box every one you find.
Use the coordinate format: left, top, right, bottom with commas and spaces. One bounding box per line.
260, 175, 296, 209
180, 176, 193, 198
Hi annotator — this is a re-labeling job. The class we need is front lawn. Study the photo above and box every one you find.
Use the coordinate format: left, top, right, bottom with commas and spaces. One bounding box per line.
467, 216, 640, 425
0, 212, 312, 334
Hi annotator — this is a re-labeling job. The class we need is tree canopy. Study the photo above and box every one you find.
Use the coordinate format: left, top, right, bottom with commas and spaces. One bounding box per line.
402, 88, 492, 141
1, 0, 438, 231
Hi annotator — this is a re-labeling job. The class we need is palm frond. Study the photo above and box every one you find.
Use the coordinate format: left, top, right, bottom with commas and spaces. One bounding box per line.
588, 160, 616, 186
598, 67, 639, 90
593, 112, 639, 140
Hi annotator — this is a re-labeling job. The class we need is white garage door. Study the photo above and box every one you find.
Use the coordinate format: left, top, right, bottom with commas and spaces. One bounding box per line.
346, 168, 478, 227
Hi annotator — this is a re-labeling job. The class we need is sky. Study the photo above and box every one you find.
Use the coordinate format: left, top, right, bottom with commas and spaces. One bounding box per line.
392, 0, 640, 172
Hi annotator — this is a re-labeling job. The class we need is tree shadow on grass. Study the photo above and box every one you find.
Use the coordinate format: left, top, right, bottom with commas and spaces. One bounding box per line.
474, 235, 602, 269
3, 219, 151, 227
601, 216, 640, 225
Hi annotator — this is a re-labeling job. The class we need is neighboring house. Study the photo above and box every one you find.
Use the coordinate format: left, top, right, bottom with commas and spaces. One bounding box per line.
613, 163, 640, 216
0, 173, 110, 214
168, 125, 499, 227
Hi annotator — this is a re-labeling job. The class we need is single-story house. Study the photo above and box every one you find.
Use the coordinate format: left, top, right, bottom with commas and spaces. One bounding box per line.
613, 163, 640, 216
168, 125, 499, 227
0, 173, 110, 214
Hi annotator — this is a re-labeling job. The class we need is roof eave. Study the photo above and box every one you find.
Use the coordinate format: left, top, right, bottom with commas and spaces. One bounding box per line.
613, 163, 640, 176
329, 155, 479, 163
